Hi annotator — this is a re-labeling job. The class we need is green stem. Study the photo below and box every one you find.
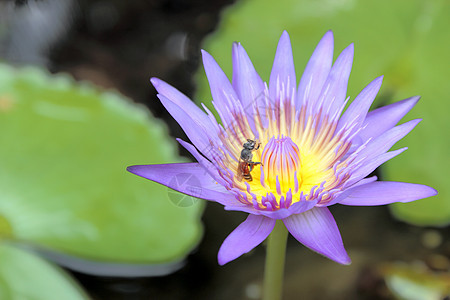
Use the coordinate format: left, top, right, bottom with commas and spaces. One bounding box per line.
263, 220, 288, 300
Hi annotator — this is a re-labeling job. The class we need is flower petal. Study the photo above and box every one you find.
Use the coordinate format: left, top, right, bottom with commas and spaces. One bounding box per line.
157, 94, 213, 155
347, 147, 407, 186
338, 76, 383, 132
151, 78, 212, 130
315, 43, 354, 117
353, 119, 420, 165
283, 207, 351, 264
339, 181, 437, 206
127, 163, 239, 206
360, 96, 420, 140
297, 31, 333, 108
218, 215, 275, 265
325, 176, 378, 206
223, 199, 319, 220
202, 49, 240, 127
232, 43, 265, 119
224, 205, 291, 219
269, 31, 296, 104
177, 138, 231, 188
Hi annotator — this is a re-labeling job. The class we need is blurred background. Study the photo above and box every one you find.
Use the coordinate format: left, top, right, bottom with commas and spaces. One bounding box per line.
0, 0, 449, 299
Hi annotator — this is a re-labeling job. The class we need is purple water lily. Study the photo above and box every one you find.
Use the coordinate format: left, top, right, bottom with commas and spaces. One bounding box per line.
128, 31, 436, 265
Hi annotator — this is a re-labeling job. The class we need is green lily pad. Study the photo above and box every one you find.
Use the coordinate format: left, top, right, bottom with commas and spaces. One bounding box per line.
0, 243, 89, 300
0, 64, 204, 267
381, 263, 450, 300
195, 0, 449, 226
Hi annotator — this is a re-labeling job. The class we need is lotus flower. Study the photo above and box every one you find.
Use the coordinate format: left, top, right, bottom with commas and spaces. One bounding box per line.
127, 31, 436, 265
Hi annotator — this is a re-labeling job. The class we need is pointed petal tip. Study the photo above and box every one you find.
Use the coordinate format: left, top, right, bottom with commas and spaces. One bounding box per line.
278, 30, 292, 45
340, 181, 438, 206
200, 49, 212, 61
336, 43, 354, 61
367, 75, 384, 91
330, 249, 351, 265
333, 42, 354, 67
406, 95, 421, 105
315, 30, 334, 53
412, 118, 422, 125
125, 164, 152, 176
405, 183, 438, 199
396, 96, 421, 112
325, 247, 352, 265
363, 75, 383, 90
345, 43, 354, 54
126, 165, 137, 174
150, 77, 161, 87
126, 164, 159, 179
341, 256, 352, 265
394, 95, 421, 107
322, 30, 334, 42
232, 42, 239, 54
217, 253, 230, 266
426, 185, 438, 197
398, 118, 422, 130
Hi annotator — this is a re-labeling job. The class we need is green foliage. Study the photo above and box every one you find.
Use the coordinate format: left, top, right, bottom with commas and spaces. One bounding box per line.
0, 243, 89, 300
381, 263, 450, 300
0, 64, 204, 265
195, 0, 449, 226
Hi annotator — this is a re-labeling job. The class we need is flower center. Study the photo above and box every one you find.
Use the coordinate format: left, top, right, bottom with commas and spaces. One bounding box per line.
216, 100, 354, 209
261, 136, 301, 194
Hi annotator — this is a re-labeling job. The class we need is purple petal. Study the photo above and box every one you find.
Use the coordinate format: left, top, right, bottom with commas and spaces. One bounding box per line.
283, 207, 351, 264
127, 163, 239, 206
316, 43, 354, 116
347, 148, 407, 185
223, 199, 319, 220
151, 78, 212, 130
224, 205, 292, 219
297, 31, 333, 108
218, 215, 275, 265
269, 31, 296, 103
232, 43, 265, 115
288, 199, 320, 214
157, 94, 213, 155
339, 181, 437, 206
202, 50, 239, 127
353, 119, 420, 164
177, 138, 217, 174
325, 176, 378, 206
338, 76, 383, 132
359, 96, 420, 140
177, 138, 231, 189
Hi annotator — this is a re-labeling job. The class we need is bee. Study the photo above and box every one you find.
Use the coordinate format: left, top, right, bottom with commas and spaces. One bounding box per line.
236, 139, 261, 182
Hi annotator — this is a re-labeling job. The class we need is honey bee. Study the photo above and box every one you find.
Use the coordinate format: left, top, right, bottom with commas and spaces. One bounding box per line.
236, 139, 261, 182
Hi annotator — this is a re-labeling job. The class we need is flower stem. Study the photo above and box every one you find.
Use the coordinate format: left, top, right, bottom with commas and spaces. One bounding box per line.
263, 220, 288, 300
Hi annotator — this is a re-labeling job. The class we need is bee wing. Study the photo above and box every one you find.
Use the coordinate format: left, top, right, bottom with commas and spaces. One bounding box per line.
236, 159, 245, 182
